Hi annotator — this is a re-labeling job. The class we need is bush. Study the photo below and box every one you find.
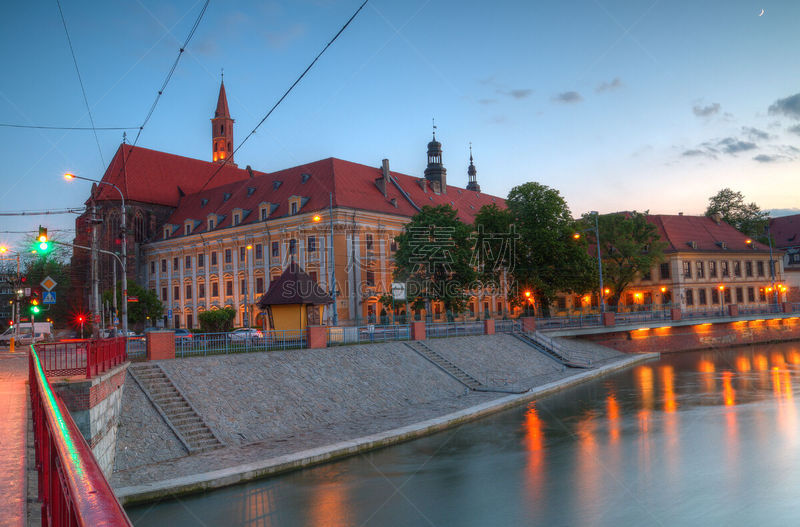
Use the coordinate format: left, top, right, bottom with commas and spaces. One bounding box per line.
198, 308, 236, 332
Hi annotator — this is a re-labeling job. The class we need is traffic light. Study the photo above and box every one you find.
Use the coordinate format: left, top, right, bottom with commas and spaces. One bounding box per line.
30, 298, 40, 314
35, 225, 51, 253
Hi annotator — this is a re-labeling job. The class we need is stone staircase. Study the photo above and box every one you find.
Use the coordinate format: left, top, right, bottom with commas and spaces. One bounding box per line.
129, 363, 223, 453
405, 341, 484, 390
511, 331, 591, 369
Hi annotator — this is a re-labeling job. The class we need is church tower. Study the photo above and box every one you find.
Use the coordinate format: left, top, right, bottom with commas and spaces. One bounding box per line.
466, 143, 481, 192
423, 122, 447, 194
211, 77, 235, 165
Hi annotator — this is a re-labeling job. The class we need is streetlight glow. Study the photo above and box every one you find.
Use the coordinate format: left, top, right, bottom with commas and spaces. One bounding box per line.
312, 214, 322, 223
64, 172, 75, 180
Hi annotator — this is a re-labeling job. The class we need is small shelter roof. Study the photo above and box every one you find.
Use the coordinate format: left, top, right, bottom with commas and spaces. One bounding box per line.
257, 261, 332, 307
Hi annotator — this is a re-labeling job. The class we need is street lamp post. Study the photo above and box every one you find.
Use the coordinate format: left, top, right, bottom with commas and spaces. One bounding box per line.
65, 173, 128, 336
244, 245, 253, 327
574, 212, 606, 313
765, 223, 778, 305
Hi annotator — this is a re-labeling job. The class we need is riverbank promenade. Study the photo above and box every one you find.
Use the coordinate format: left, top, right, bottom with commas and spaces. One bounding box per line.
0, 351, 28, 527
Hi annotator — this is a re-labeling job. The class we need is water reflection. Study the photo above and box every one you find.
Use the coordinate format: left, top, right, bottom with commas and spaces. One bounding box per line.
128, 343, 800, 526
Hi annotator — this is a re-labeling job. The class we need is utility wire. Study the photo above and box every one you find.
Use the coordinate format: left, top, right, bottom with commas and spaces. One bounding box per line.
198, 0, 370, 192
131, 0, 210, 148
55, 0, 105, 167
0, 208, 84, 216
0, 123, 138, 131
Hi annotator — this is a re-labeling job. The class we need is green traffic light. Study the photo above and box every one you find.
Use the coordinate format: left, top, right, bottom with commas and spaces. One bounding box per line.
39, 242, 48, 251
30, 305, 40, 314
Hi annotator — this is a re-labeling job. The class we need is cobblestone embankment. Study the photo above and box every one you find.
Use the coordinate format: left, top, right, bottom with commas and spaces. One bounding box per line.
111, 334, 654, 503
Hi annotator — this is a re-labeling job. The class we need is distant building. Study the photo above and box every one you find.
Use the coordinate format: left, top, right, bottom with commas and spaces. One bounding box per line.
553, 213, 786, 313
74, 80, 505, 328
770, 213, 800, 302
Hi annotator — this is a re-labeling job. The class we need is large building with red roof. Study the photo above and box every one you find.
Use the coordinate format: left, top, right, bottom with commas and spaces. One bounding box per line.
555, 213, 786, 314
770, 213, 800, 301
73, 81, 507, 328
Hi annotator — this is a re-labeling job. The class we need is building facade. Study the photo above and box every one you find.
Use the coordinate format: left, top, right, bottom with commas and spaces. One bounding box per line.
771, 213, 800, 302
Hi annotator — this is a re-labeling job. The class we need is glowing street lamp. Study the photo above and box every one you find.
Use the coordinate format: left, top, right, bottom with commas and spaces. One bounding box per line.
312, 214, 322, 223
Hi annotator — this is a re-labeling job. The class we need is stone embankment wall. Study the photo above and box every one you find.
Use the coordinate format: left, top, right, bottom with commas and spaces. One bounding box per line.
112, 335, 621, 479
582, 317, 800, 354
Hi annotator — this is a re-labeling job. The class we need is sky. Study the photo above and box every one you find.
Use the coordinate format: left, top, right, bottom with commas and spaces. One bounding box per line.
1, 0, 799, 251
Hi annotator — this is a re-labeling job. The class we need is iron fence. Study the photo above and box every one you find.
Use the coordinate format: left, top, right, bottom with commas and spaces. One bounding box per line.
534, 314, 602, 330
327, 324, 411, 345
35, 337, 126, 378
614, 307, 671, 325
494, 319, 522, 333
174, 330, 306, 358
426, 321, 485, 338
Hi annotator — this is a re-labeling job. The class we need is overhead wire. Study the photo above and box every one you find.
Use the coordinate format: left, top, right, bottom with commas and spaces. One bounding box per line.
55, 0, 105, 167
198, 0, 370, 192
0, 123, 138, 131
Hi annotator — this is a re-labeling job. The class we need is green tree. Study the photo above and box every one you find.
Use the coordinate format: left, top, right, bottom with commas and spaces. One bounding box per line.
505, 182, 595, 313
102, 280, 163, 328
582, 211, 667, 307
198, 307, 236, 332
473, 203, 514, 283
705, 188, 769, 238
23, 248, 72, 328
393, 205, 477, 315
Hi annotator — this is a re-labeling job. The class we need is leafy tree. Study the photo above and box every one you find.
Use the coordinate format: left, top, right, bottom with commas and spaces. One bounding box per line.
505, 182, 595, 314
22, 249, 72, 328
393, 205, 477, 315
705, 188, 769, 238
473, 203, 514, 283
198, 307, 236, 332
102, 280, 163, 328
582, 211, 667, 307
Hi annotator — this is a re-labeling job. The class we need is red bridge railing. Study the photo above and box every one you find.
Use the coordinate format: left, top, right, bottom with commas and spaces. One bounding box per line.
29, 345, 132, 526
36, 337, 127, 379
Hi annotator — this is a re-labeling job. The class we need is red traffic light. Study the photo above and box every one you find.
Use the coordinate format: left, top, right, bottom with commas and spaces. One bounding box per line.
77, 315, 85, 323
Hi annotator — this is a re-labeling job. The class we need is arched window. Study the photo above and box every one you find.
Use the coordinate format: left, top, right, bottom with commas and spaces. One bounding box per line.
220, 124, 224, 134
106, 211, 120, 248
134, 211, 146, 243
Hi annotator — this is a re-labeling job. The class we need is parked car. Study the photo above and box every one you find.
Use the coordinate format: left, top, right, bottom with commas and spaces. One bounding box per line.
227, 328, 263, 343
174, 328, 193, 340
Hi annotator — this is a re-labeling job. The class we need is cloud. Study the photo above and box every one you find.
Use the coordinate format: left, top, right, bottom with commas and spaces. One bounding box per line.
768, 93, 800, 119
742, 126, 771, 141
552, 91, 583, 104
595, 77, 622, 93
788, 124, 800, 136
509, 89, 533, 99
718, 137, 757, 154
753, 154, 783, 163
682, 149, 716, 159
477, 98, 497, 105
263, 23, 306, 49
692, 103, 721, 117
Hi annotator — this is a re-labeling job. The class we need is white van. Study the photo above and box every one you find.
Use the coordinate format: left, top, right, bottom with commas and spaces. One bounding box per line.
0, 322, 54, 345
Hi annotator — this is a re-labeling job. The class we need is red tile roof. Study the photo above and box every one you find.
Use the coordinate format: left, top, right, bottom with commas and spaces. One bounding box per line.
161, 157, 504, 238
647, 214, 771, 253
92, 144, 254, 206
257, 260, 332, 307
770, 214, 800, 249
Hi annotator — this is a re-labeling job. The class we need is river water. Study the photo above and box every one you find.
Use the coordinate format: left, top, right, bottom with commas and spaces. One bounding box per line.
127, 342, 800, 526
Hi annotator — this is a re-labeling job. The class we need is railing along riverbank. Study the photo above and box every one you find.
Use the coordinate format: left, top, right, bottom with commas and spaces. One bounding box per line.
35, 337, 127, 378
29, 345, 132, 526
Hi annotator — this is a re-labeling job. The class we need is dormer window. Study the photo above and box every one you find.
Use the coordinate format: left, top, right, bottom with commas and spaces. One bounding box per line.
260, 207, 268, 220
233, 214, 240, 226
232, 208, 243, 226
247, 187, 256, 196
184, 223, 192, 236
207, 216, 216, 230
163, 225, 173, 240
291, 202, 298, 215
301, 173, 311, 184
223, 193, 231, 202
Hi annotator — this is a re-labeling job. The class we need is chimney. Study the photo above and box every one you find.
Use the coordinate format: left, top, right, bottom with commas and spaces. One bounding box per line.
374, 159, 391, 197
246, 165, 254, 178
381, 159, 391, 182
711, 212, 722, 224
678, 212, 683, 216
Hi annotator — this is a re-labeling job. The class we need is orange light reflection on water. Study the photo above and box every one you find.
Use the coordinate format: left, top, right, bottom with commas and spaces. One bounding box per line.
636, 366, 654, 410
523, 404, 545, 504
722, 371, 735, 406
661, 365, 677, 413
606, 394, 620, 443
308, 480, 350, 527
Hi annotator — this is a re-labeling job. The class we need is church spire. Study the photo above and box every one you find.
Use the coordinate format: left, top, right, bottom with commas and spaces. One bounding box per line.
424, 119, 447, 194
211, 74, 235, 165
466, 142, 480, 192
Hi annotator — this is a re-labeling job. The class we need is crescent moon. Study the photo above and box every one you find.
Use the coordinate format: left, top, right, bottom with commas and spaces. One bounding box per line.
759, 8, 765, 16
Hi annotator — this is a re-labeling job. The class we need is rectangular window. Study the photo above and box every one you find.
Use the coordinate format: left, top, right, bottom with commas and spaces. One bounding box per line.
708, 261, 717, 278
208, 218, 215, 230
225, 249, 232, 264
683, 261, 692, 278
256, 277, 264, 294
721, 261, 730, 277
185, 224, 191, 236
186, 285, 192, 300
757, 261, 765, 277
747, 287, 755, 302
211, 251, 218, 266
212, 282, 219, 298
173, 257, 179, 271
724, 288, 731, 304
625, 292, 634, 305
240, 279, 246, 295
659, 262, 670, 280
711, 289, 720, 304
185, 256, 191, 270
736, 287, 743, 303
696, 261, 704, 278
161, 287, 167, 301
557, 297, 567, 310
233, 214, 240, 226
366, 269, 375, 286
745, 261, 753, 277
150, 261, 155, 274
366, 234, 374, 250
198, 253, 205, 268
497, 301, 504, 313
173, 285, 180, 300
174, 316, 180, 329
289, 239, 297, 255
733, 261, 742, 277
187, 314, 193, 329
698, 288, 707, 305
308, 236, 316, 253
271, 241, 279, 258
290, 202, 298, 215
255, 244, 263, 260
260, 208, 268, 221
759, 287, 766, 301
199, 283, 206, 299
240, 247, 246, 261
686, 289, 694, 306
225, 281, 233, 296
161, 259, 167, 273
